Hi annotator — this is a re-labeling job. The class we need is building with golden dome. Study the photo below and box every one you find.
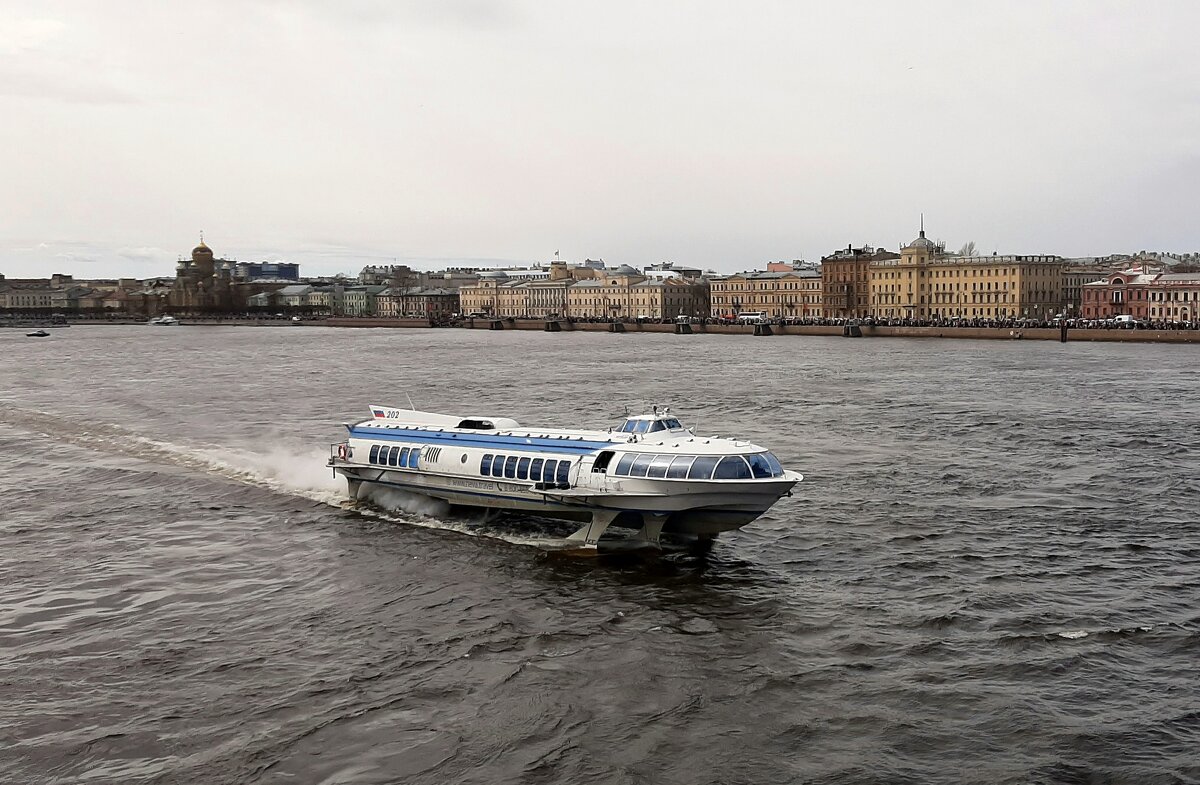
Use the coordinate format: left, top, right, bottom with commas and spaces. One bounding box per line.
169, 239, 235, 311
164, 237, 294, 314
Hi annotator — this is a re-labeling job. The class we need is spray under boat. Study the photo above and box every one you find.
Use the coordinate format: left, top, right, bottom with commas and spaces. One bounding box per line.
328, 405, 802, 550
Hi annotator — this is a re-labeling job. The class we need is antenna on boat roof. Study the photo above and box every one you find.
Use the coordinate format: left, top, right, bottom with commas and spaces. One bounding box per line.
405, 392, 416, 410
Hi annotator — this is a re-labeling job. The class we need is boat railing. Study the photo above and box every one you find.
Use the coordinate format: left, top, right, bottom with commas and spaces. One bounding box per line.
329, 441, 351, 465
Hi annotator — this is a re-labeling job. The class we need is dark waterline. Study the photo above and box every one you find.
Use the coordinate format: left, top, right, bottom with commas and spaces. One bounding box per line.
2, 326, 1198, 784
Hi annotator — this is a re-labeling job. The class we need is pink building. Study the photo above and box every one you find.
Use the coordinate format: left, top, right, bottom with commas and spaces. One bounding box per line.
1081, 269, 1200, 323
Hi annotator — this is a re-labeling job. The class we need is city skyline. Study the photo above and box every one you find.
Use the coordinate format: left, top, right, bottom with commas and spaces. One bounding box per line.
4, 1, 1199, 278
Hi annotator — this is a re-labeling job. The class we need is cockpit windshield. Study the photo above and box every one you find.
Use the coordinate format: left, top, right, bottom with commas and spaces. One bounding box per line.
617, 417, 683, 434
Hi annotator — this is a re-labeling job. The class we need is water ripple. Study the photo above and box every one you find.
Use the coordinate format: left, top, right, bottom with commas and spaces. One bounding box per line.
0, 327, 1198, 784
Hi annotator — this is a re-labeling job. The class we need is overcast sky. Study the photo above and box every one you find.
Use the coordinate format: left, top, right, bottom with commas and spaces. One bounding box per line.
3, 0, 1198, 278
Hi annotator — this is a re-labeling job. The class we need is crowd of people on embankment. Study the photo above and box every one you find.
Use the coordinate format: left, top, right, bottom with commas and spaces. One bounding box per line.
460, 314, 1200, 331
737, 316, 1200, 331
7, 311, 1198, 331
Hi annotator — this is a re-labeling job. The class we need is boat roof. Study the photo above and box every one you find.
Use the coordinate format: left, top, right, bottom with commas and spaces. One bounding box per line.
364, 405, 521, 430
352, 406, 767, 456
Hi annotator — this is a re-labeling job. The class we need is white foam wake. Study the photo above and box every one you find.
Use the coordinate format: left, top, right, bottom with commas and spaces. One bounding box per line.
0, 404, 583, 549
188, 443, 346, 506
355, 484, 452, 518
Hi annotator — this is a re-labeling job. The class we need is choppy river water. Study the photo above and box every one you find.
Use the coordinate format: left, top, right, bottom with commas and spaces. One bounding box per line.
2, 326, 1199, 784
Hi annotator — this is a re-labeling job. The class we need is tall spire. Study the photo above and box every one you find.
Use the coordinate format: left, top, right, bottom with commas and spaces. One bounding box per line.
919, 213, 925, 239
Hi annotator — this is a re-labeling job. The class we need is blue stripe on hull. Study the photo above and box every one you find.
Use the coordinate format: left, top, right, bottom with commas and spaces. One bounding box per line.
349, 426, 611, 455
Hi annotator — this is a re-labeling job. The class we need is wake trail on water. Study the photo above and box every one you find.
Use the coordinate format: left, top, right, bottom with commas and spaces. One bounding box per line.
0, 403, 574, 548
0, 403, 344, 504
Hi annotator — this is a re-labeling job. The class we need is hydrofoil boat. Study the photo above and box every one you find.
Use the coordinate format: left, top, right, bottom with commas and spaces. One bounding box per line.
327, 406, 802, 551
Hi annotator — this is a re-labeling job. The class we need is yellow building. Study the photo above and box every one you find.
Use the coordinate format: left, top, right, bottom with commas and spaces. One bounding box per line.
869, 228, 1065, 320
460, 263, 591, 317
709, 270, 823, 319
458, 271, 510, 315
566, 266, 650, 318
460, 263, 707, 319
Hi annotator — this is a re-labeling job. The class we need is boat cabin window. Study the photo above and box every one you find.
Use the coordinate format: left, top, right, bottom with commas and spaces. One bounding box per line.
605, 452, 784, 480
479, 453, 584, 482
646, 454, 674, 478
370, 445, 380, 463
399, 447, 410, 466
763, 453, 784, 477
457, 419, 494, 430
688, 456, 720, 479
408, 449, 420, 469
618, 419, 648, 434
666, 456, 693, 478
592, 451, 615, 473
389, 447, 401, 466
618, 417, 684, 434
747, 453, 773, 479
629, 454, 654, 477
713, 455, 752, 480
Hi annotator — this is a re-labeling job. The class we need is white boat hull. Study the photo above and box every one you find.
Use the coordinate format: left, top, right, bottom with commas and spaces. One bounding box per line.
327, 404, 802, 548
332, 460, 798, 536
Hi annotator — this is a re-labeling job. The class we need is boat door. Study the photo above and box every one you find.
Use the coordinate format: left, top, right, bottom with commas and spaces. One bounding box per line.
576, 451, 615, 489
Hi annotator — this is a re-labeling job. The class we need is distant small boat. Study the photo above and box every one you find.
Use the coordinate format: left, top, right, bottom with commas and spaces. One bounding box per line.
148, 315, 180, 326
26, 329, 50, 337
